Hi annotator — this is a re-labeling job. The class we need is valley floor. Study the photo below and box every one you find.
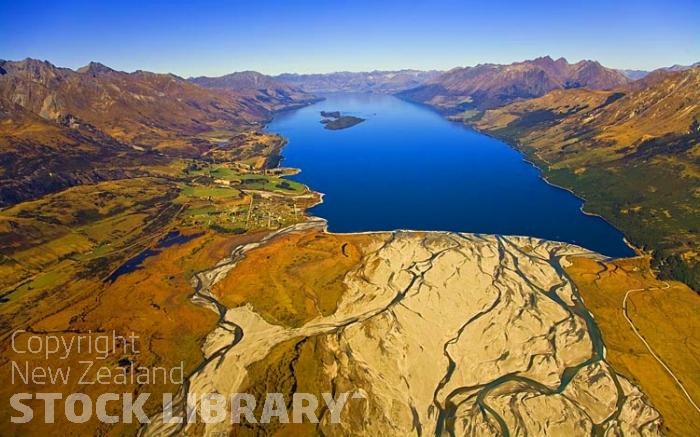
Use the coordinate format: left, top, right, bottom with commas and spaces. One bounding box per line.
143, 222, 678, 436
0, 130, 319, 435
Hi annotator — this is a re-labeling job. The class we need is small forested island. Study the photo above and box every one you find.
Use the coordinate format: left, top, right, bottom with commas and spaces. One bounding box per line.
320, 110, 365, 130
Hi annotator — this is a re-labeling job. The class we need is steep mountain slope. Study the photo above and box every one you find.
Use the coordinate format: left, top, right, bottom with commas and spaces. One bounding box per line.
0, 59, 298, 149
398, 56, 631, 111
275, 69, 442, 93
0, 97, 156, 205
0, 59, 315, 205
474, 67, 700, 290
189, 70, 320, 111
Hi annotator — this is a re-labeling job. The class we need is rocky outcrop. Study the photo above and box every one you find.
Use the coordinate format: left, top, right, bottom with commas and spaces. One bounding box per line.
143, 224, 662, 436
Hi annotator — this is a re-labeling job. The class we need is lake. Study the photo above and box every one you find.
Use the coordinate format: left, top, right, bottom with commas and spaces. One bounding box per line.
267, 93, 633, 258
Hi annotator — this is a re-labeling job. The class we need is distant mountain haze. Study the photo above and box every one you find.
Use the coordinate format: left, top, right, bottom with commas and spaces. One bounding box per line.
188, 70, 319, 111
617, 69, 650, 80
274, 70, 443, 93
190, 70, 287, 90
618, 61, 700, 82
189, 69, 443, 95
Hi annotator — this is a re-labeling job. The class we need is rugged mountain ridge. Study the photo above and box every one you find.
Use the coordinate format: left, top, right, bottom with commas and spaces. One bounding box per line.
0, 58, 316, 205
189, 70, 320, 111
275, 69, 442, 93
191, 70, 290, 90
398, 56, 631, 110
0, 59, 299, 148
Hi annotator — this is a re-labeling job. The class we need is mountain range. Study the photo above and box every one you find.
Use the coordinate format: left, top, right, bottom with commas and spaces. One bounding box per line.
0, 59, 317, 205
398, 56, 631, 110
273, 69, 442, 93
0, 59, 317, 149
189, 70, 319, 111
617, 61, 700, 80
191, 69, 442, 95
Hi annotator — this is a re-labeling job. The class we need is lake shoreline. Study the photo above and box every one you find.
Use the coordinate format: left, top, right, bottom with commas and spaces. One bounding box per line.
392, 96, 638, 258
462, 122, 640, 258
265, 93, 633, 258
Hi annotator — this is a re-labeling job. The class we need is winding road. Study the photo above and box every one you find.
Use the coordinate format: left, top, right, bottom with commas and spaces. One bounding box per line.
622, 281, 700, 413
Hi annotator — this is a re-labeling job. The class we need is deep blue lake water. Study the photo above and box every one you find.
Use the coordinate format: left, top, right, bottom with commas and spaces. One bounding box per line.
267, 93, 633, 258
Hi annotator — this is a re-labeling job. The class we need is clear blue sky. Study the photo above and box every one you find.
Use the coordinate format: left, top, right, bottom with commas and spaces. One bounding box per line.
1, 0, 698, 76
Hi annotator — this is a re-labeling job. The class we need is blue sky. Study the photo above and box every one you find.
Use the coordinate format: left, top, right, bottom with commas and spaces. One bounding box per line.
1, 0, 698, 76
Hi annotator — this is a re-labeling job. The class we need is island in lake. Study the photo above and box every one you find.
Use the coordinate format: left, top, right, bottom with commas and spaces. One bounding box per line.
320, 110, 365, 130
